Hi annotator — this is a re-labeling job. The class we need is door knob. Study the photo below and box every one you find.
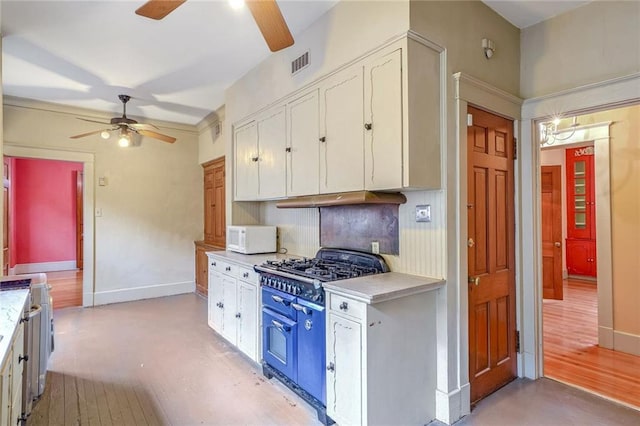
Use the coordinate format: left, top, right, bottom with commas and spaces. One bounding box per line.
467, 238, 475, 248
468, 276, 480, 286
554, 242, 561, 247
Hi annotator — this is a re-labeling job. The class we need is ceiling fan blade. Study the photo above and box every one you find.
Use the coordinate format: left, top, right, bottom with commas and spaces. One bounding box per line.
70, 129, 110, 139
135, 0, 186, 20
246, 0, 294, 52
129, 122, 159, 131
78, 118, 111, 125
137, 129, 176, 144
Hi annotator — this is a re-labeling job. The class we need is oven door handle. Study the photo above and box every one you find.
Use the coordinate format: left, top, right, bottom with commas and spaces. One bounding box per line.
291, 303, 311, 315
271, 295, 291, 306
271, 319, 291, 332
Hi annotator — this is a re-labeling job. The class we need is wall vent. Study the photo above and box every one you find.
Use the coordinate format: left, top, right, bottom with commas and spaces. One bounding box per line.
291, 51, 309, 75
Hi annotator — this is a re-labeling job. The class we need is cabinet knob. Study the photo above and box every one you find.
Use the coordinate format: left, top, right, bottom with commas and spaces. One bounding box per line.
225, 266, 231, 272
364, 123, 372, 130
243, 272, 249, 278
251, 156, 259, 162
19, 354, 28, 364
339, 301, 348, 311
285, 147, 292, 153
326, 362, 335, 372
212, 261, 217, 266
235, 312, 241, 319
319, 136, 326, 143
554, 242, 561, 247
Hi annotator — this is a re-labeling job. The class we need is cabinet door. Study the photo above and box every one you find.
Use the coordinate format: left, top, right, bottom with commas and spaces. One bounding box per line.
256, 107, 287, 200
566, 239, 597, 277
320, 66, 364, 194
326, 313, 362, 425
221, 275, 238, 344
234, 121, 259, 200
237, 281, 258, 361
195, 246, 208, 297
287, 90, 320, 196
364, 49, 402, 190
566, 147, 595, 240
1, 357, 10, 426
209, 271, 225, 331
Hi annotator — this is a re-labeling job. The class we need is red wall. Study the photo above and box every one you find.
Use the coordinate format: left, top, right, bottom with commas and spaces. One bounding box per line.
13, 158, 83, 265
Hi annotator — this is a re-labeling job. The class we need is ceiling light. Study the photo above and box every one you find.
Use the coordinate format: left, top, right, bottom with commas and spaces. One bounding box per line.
229, 0, 245, 10
118, 128, 131, 147
100, 130, 110, 139
539, 116, 579, 146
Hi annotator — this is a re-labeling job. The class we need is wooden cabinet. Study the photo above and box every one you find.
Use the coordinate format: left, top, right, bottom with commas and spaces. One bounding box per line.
207, 254, 260, 362
195, 242, 218, 297
234, 108, 287, 200
319, 65, 364, 194
203, 158, 225, 247
232, 35, 444, 200
286, 90, 320, 196
0, 319, 25, 426
364, 48, 403, 190
566, 146, 597, 277
324, 288, 438, 425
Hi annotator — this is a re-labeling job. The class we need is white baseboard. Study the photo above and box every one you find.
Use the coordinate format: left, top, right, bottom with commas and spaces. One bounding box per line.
93, 281, 195, 306
435, 383, 470, 425
14, 261, 77, 274
613, 330, 640, 356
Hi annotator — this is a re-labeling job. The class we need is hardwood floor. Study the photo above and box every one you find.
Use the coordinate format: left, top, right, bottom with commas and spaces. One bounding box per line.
543, 279, 640, 409
46, 269, 82, 309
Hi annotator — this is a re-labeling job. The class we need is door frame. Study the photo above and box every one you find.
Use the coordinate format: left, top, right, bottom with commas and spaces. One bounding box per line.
451, 73, 523, 420
3, 145, 95, 307
521, 73, 640, 378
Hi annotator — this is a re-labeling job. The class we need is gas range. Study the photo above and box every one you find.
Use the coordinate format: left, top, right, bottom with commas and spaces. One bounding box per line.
254, 248, 389, 304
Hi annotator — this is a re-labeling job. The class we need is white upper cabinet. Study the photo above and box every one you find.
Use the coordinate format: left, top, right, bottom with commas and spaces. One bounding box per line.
364, 48, 403, 190
234, 107, 287, 201
319, 65, 364, 194
287, 90, 320, 196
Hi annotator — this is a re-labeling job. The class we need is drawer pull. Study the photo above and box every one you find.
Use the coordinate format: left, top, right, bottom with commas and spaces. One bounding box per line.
225, 266, 231, 272
339, 301, 349, 311
243, 272, 249, 278
235, 312, 241, 319
212, 261, 217, 266
216, 302, 224, 309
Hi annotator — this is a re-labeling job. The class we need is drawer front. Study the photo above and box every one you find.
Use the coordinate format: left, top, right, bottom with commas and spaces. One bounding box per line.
237, 266, 258, 283
328, 293, 365, 320
209, 258, 236, 276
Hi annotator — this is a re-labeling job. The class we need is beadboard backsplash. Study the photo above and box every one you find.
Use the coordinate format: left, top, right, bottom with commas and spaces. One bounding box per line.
260, 190, 446, 278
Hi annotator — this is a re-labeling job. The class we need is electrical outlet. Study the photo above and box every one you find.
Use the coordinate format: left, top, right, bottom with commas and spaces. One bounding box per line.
415, 205, 431, 222
371, 241, 380, 254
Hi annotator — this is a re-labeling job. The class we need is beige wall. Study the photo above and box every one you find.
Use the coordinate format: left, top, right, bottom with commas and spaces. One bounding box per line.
3, 98, 202, 303
576, 105, 640, 336
198, 105, 225, 165
521, 1, 640, 98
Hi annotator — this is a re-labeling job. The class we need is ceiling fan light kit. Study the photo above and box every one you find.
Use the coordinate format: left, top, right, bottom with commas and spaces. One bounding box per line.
70, 94, 176, 146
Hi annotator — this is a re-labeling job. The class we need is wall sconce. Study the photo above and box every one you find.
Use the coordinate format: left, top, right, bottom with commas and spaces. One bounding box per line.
539, 116, 579, 146
482, 38, 495, 59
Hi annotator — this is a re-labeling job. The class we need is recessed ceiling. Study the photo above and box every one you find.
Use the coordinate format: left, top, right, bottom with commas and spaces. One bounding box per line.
2, 1, 591, 126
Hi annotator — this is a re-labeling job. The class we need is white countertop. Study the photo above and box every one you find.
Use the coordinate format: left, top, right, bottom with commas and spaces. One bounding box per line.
323, 272, 445, 304
0, 289, 29, 366
206, 250, 300, 267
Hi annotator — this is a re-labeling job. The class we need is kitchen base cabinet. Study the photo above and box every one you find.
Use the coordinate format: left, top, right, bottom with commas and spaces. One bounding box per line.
325, 289, 438, 425
1, 319, 25, 426
207, 253, 260, 362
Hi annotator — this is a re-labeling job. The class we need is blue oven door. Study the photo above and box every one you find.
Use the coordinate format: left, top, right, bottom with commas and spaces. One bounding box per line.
294, 299, 326, 405
263, 306, 297, 381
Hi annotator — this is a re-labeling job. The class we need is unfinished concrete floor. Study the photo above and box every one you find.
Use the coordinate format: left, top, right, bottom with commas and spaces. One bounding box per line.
28, 293, 639, 425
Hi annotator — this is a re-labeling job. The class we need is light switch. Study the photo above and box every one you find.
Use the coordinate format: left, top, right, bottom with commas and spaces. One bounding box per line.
98, 177, 108, 186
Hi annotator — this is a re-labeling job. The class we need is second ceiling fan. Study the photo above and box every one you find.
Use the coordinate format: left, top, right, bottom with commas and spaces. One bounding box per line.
135, 0, 294, 52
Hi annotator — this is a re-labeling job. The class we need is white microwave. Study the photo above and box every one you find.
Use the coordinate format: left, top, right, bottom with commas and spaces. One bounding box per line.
227, 225, 277, 254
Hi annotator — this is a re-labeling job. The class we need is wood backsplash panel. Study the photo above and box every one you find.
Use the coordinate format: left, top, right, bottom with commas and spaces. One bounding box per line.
320, 205, 399, 254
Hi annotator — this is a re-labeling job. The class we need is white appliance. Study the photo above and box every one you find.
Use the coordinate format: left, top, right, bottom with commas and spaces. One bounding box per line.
227, 225, 277, 254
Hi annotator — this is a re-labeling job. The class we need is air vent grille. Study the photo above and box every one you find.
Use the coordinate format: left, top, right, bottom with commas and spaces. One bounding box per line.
291, 51, 309, 75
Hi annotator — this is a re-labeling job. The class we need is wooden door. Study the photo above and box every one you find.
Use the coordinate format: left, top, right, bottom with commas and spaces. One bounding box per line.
3, 158, 10, 276
467, 106, 517, 403
541, 166, 563, 299
320, 65, 364, 194
287, 90, 320, 196
76, 171, 84, 270
203, 157, 225, 248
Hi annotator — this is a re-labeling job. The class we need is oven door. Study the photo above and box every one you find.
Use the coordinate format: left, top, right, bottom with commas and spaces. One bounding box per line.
262, 306, 297, 381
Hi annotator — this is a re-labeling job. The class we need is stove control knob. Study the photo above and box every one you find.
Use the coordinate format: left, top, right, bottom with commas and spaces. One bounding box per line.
286, 283, 292, 293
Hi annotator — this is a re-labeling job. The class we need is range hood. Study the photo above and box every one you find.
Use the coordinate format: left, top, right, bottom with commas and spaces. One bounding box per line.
276, 190, 406, 208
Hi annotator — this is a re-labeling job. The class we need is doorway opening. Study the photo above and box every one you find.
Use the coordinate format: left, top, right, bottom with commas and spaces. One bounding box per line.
5, 156, 84, 309
538, 105, 640, 409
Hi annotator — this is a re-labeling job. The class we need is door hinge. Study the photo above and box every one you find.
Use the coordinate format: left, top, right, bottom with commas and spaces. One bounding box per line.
515, 330, 521, 353
513, 137, 518, 160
